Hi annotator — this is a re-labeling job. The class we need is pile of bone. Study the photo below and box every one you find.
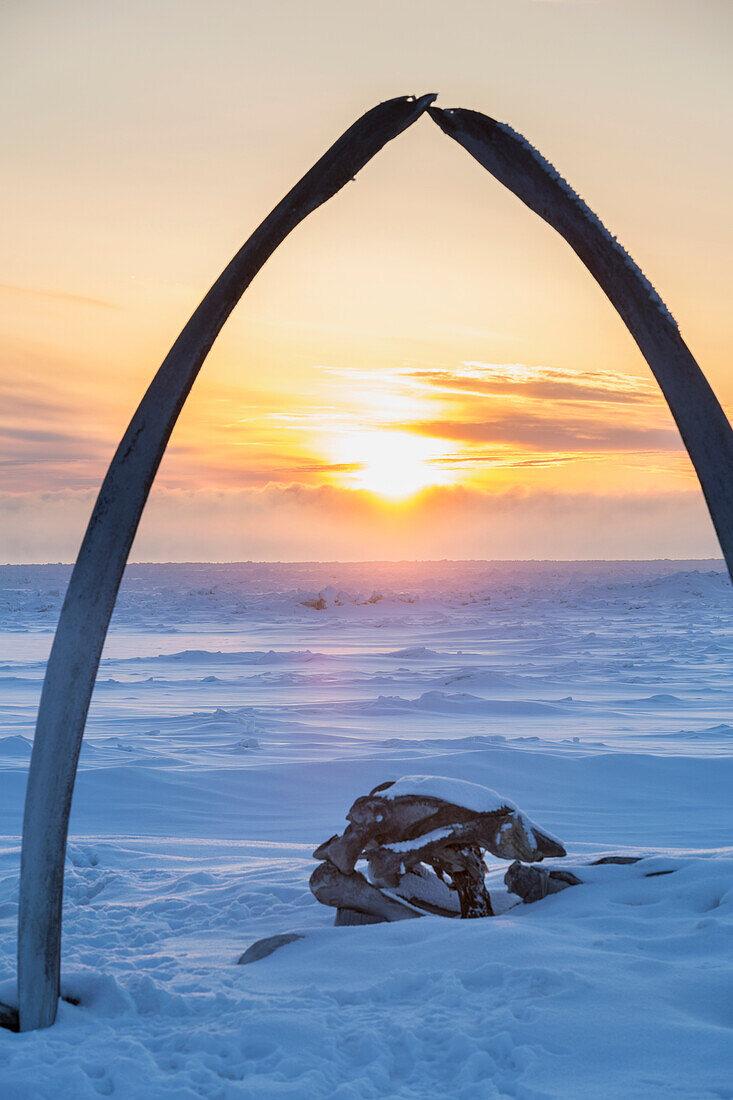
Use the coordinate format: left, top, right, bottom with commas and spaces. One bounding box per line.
310, 775, 568, 924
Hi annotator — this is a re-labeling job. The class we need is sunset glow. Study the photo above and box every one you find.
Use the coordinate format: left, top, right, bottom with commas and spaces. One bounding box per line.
342, 430, 449, 498
1, 0, 730, 561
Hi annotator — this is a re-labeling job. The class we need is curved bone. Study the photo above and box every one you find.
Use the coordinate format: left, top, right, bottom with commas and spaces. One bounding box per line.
309, 862, 422, 923
429, 106, 733, 580
368, 841, 493, 918
16, 93, 436, 1032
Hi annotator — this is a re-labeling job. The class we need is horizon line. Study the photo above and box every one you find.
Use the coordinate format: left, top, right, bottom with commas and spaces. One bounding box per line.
0, 556, 725, 568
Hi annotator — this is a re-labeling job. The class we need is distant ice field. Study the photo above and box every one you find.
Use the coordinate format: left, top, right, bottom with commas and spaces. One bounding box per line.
1, 561, 732, 1098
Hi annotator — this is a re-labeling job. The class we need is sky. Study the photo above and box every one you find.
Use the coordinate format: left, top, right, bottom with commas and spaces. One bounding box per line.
1, 0, 732, 562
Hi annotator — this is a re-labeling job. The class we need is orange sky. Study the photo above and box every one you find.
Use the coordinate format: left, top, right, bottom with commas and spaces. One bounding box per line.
1, 0, 731, 561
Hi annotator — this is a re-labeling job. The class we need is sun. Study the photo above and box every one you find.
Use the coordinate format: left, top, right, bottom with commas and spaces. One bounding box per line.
345, 430, 446, 498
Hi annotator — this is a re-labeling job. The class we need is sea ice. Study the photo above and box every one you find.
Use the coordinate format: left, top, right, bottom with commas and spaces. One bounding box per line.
0, 559, 731, 1097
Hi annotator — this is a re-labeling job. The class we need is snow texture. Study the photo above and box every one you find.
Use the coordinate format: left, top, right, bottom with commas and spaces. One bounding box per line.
377, 775, 514, 814
1, 559, 732, 1097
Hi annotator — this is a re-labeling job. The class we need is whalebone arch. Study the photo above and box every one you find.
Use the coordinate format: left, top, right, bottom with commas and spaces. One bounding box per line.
12, 95, 733, 1032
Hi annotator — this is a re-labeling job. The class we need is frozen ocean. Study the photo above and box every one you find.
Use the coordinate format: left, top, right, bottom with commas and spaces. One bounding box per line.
1, 560, 732, 1098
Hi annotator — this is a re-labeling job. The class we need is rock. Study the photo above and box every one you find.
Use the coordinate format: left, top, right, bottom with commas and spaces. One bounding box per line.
504, 861, 581, 904
237, 932, 305, 965
591, 856, 643, 866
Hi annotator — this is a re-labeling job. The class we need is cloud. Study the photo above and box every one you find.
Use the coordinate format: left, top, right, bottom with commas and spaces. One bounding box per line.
404, 363, 655, 405
308, 362, 680, 466
0, 377, 112, 489
401, 414, 680, 454
0, 482, 718, 564
0, 283, 115, 309
0, 357, 678, 497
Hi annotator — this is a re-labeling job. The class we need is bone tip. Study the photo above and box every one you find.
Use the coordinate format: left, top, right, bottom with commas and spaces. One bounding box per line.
409, 92, 438, 113
427, 104, 458, 130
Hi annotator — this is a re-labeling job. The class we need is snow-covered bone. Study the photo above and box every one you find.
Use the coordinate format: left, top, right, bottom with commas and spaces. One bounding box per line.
375, 775, 516, 812
314, 776, 564, 876
311, 776, 564, 922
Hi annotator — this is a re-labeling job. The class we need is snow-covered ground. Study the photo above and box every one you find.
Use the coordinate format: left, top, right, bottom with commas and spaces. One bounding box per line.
1, 560, 732, 1098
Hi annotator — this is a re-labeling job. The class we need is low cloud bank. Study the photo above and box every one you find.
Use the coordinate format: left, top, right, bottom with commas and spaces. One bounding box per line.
0, 482, 719, 563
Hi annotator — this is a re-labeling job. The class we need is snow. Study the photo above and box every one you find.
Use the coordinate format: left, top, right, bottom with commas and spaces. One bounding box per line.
382, 826, 456, 853
1, 559, 732, 1097
376, 775, 514, 814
